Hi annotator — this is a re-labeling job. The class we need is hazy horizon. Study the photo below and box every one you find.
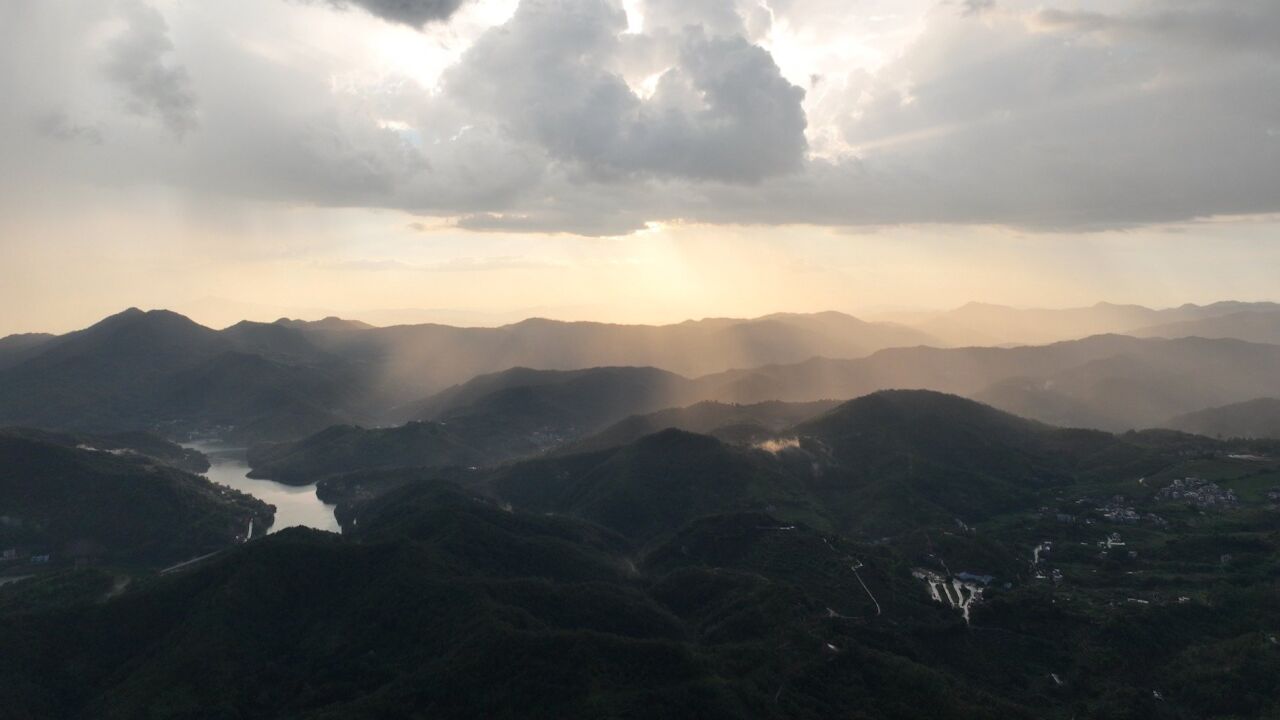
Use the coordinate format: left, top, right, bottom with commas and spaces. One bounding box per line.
9, 295, 1280, 337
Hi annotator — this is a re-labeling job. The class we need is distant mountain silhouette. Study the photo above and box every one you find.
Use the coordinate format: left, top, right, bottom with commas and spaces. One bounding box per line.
0, 308, 935, 441
1166, 398, 1280, 439
889, 300, 1280, 346
702, 335, 1280, 431
7, 307, 1280, 445
249, 367, 702, 482
0, 309, 374, 441
372, 335, 1280, 463
286, 310, 937, 398
219, 320, 333, 364
408, 366, 692, 423
1131, 309, 1280, 345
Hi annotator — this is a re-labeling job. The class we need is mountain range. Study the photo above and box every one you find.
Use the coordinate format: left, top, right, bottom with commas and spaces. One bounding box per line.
392, 333, 1280, 450
1166, 398, 1280, 439
0, 309, 371, 442
1132, 309, 1280, 346
880, 300, 1280, 346
5, 390, 1279, 718
6, 305, 1280, 450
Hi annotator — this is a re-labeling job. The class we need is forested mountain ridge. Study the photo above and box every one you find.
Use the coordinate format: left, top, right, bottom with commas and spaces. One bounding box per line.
7, 308, 1280, 451
4, 390, 1279, 718
0, 431, 271, 565
1166, 398, 1280, 440
0, 309, 376, 442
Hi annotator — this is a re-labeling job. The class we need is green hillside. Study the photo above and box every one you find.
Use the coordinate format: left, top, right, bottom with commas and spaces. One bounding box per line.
247, 422, 487, 485
0, 433, 272, 565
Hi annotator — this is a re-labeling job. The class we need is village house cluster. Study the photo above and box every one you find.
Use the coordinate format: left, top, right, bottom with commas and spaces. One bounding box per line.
1156, 477, 1239, 509
1098, 495, 1168, 526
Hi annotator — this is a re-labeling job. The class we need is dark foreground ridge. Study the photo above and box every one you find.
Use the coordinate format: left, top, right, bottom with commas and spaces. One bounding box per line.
3, 391, 1279, 718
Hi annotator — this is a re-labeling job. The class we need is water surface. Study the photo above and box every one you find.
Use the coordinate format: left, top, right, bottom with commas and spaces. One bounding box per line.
187, 442, 340, 534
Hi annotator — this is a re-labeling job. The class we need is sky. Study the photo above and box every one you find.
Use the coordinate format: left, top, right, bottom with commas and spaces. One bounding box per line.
1, 0, 1278, 334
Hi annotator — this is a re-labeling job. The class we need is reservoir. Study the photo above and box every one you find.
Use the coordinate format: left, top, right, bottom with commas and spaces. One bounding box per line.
188, 443, 340, 534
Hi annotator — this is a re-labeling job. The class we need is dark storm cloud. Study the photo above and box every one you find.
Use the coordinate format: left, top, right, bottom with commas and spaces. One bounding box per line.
104, 1, 197, 139
320, 0, 467, 27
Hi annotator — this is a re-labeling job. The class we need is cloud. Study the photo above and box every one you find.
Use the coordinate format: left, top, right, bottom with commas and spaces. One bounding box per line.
638, 0, 752, 37
960, 0, 994, 16
3, 0, 1279, 237
299, 0, 1280, 232
820, 0, 1280, 229
104, 1, 197, 138
327, 256, 564, 272
318, 0, 468, 27
456, 210, 649, 237
753, 437, 800, 454
1031, 1, 1280, 53
34, 111, 103, 145
443, 0, 807, 182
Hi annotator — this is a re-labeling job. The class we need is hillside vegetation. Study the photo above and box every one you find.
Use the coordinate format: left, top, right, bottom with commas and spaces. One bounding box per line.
0, 432, 272, 565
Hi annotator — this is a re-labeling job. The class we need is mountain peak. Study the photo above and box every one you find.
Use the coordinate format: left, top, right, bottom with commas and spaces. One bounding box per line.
86, 307, 204, 333
799, 389, 1039, 440
274, 316, 373, 332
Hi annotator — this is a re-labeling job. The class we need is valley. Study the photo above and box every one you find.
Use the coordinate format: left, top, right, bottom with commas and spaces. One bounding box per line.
2, 308, 1279, 719
192, 443, 339, 534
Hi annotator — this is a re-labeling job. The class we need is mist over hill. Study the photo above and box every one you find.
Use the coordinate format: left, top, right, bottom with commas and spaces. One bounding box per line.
705, 335, 1280, 431
281, 310, 938, 400
8, 307, 1280, 453
405, 333, 1280, 444
313, 390, 1221, 543
0, 309, 931, 442
881, 301, 1280, 347
1132, 309, 1280, 346
564, 399, 841, 455
441, 391, 1169, 542
1166, 398, 1280, 440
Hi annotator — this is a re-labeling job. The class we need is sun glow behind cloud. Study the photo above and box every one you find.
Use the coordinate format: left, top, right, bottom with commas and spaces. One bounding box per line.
360, 0, 519, 90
